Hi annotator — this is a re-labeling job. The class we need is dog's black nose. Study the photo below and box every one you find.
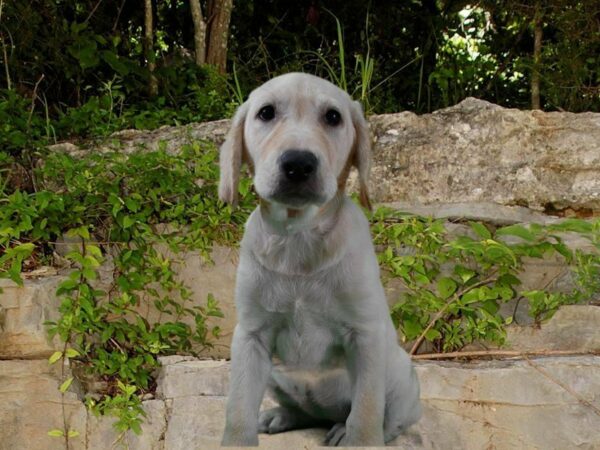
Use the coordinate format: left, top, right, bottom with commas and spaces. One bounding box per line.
280, 150, 318, 183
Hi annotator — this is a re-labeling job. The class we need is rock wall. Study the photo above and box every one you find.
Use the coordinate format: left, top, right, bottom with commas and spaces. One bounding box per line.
364, 98, 600, 213
53, 97, 600, 215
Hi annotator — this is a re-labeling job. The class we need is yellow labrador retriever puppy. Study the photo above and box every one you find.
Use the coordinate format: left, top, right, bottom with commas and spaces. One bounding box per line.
219, 73, 421, 447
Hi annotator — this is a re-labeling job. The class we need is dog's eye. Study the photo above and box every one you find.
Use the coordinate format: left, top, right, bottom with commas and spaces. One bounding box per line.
257, 105, 275, 121
324, 109, 342, 126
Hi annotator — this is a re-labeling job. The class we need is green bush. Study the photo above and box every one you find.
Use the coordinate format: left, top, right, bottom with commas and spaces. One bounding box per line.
371, 208, 600, 353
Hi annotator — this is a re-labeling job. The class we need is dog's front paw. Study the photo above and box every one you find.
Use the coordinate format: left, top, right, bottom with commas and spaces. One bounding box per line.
324, 423, 346, 446
259, 407, 301, 434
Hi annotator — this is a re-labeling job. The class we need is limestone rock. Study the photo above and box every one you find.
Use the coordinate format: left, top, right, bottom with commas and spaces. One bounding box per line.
153, 356, 600, 450
163, 395, 326, 450
393, 356, 600, 450
504, 305, 600, 352
383, 201, 564, 225
156, 359, 230, 399
362, 98, 600, 212
140, 245, 238, 359
0, 360, 87, 450
0, 277, 63, 358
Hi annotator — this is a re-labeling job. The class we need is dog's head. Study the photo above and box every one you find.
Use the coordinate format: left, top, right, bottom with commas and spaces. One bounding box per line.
218, 72, 371, 210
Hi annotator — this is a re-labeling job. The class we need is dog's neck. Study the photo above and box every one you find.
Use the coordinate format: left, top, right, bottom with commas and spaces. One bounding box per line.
259, 192, 344, 236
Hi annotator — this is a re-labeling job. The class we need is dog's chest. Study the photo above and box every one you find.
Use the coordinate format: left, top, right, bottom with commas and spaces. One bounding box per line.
260, 278, 344, 367
274, 299, 343, 367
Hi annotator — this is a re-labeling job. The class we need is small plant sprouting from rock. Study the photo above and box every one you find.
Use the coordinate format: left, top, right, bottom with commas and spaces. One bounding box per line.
371, 207, 600, 353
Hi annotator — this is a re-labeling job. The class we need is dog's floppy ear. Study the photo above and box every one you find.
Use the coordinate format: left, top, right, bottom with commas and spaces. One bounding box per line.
350, 100, 372, 210
219, 102, 249, 205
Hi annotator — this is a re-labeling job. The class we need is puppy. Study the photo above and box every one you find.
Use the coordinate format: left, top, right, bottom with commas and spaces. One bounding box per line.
219, 73, 421, 446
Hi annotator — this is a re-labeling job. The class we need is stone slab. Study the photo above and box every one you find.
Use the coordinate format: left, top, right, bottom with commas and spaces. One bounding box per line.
0, 359, 87, 450
156, 358, 230, 399
157, 356, 600, 450
504, 305, 600, 352
0, 277, 63, 358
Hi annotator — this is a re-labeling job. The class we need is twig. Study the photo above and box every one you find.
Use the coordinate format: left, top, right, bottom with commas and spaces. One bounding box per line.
411, 349, 600, 360
27, 74, 45, 129
523, 355, 600, 417
512, 266, 567, 324
409, 271, 499, 355
112, 0, 127, 32
0, 0, 12, 91
85, 0, 104, 24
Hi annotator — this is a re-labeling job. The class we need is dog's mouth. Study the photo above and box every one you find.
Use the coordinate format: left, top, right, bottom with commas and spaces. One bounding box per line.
270, 181, 325, 207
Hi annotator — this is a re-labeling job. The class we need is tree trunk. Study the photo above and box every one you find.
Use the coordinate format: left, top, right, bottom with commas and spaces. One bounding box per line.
144, 0, 158, 96
531, 0, 543, 110
206, 0, 233, 74
189, 0, 207, 65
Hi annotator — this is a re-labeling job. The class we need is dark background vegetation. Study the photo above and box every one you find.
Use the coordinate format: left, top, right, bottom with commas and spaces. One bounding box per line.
1, 0, 599, 152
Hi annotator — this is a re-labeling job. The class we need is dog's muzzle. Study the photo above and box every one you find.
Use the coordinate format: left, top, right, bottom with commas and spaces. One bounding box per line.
272, 149, 323, 205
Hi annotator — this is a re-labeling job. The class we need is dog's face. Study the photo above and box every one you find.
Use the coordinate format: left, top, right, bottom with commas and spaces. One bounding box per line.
219, 73, 371, 210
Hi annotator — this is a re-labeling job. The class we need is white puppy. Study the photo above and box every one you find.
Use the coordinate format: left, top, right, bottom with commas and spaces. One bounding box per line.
219, 73, 421, 447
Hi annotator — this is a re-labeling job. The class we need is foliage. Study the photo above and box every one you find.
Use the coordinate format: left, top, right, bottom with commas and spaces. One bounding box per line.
1, 0, 597, 148
371, 207, 600, 353
0, 67, 236, 160
0, 140, 255, 436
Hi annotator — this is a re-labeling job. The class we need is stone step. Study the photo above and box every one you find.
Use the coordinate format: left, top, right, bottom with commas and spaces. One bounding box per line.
154, 356, 600, 450
3, 355, 599, 449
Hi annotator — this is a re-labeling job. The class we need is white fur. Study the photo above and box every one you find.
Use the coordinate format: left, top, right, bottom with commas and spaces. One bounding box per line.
219, 73, 421, 447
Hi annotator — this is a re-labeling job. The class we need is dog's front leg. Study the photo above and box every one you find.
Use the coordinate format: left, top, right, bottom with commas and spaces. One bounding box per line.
342, 325, 386, 446
222, 324, 272, 446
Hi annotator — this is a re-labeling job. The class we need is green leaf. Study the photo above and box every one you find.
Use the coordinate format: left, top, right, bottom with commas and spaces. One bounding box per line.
454, 265, 476, 283
437, 277, 457, 299
496, 224, 536, 241
470, 222, 491, 239
549, 219, 593, 234
59, 377, 74, 393
48, 429, 64, 437
86, 245, 103, 260
65, 226, 90, 240
402, 319, 422, 339
67, 430, 80, 438
462, 288, 482, 304
48, 351, 63, 365
65, 348, 80, 358
101, 50, 131, 76
82, 267, 97, 281
123, 216, 135, 229
11, 242, 35, 256
424, 328, 442, 341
